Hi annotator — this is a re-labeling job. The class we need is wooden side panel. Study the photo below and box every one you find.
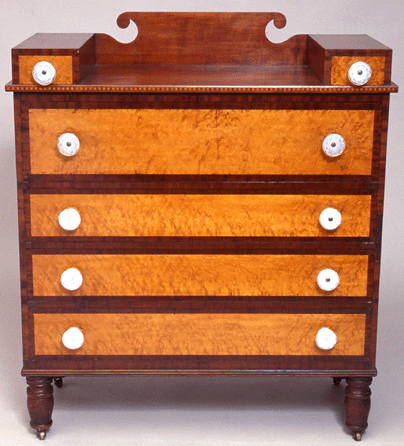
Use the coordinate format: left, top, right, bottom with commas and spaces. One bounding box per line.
29, 109, 375, 175
30, 194, 372, 238
19, 56, 73, 84
32, 254, 369, 297
331, 56, 385, 86
33, 313, 366, 356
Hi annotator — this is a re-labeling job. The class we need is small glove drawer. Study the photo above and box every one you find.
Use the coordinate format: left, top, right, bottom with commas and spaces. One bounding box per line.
331, 56, 385, 86
18, 56, 72, 85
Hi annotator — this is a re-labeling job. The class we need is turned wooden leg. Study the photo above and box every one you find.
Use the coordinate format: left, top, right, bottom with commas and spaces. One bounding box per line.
54, 377, 64, 388
345, 377, 372, 441
26, 377, 54, 440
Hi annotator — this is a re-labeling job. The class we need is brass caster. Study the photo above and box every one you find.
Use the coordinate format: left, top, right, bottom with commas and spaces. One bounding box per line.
54, 377, 63, 388
354, 432, 362, 441
333, 378, 342, 386
38, 431, 46, 440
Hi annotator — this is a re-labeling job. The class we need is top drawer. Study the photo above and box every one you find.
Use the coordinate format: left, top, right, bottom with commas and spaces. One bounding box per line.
28, 108, 375, 176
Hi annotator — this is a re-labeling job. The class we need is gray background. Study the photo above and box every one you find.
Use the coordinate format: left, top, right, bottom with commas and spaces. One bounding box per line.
1, 1, 403, 445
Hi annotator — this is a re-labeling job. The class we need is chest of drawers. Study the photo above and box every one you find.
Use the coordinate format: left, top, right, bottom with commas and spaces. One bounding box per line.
6, 12, 398, 441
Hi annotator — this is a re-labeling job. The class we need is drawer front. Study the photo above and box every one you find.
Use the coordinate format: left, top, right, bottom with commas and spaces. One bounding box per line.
33, 313, 366, 356
32, 254, 369, 297
30, 194, 372, 238
19, 55, 73, 85
29, 109, 374, 175
331, 56, 385, 86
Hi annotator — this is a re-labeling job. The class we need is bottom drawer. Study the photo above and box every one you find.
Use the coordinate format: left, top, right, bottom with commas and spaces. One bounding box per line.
34, 313, 366, 356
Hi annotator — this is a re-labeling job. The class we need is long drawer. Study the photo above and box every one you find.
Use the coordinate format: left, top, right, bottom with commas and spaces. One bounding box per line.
30, 194, 372, 238
33, 313, 366, 356
28, 108, 375, 175
31, 254, 369, 297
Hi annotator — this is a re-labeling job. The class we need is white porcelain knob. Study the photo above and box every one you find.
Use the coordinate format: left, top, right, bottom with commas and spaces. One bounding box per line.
62, 327, 84, 350
61, 268, 83, 291
317, 269, 339, 292
32, 61, 56, 86
57, 133, 80, 157
319, 208, 342, 231
348, 61, 372, 86
315, 327, 337, 350
58, 208, 81, 231
322, 134, 346, 157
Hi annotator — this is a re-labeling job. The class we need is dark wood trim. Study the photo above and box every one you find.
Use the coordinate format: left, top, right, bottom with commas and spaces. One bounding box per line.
24, 244, 376, 256
27, 299, 372, 311
307, 35, 393, 85
25, 239, 377, 251
19, 91, 388, 105
345, 376, 373, 440
24, 175, 381, 189
5, 82, 399, 94
22, 368, 378, 377
22, 356, 374, 374
11, 33, 95, 85
77, 35, 96, 83
26, 376, 54, 440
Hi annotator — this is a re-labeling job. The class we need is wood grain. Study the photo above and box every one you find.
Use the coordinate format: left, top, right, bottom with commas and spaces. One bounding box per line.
7, 16, 398, 438
19, 56, 73, 85
29, 109, 375, 175
331, 57, 385, 86
26, 377, 54, 433
7, 83, 398, 94
30, 194, 372, 238
33, 313, 366, 356
81, 64, 322, 87
96, 12, 306, 66
32, 254, 369, 297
